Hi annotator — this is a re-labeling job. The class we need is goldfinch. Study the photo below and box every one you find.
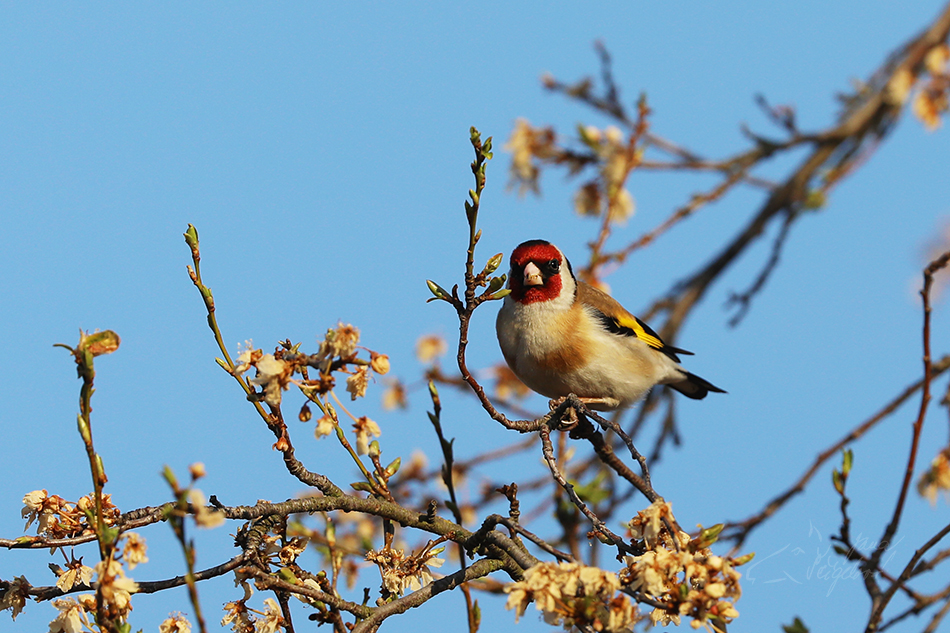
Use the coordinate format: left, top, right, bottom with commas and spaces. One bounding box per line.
495, 239, 724, 411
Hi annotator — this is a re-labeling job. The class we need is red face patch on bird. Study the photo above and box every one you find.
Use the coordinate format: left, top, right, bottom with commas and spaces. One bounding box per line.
508, 240, 567, 304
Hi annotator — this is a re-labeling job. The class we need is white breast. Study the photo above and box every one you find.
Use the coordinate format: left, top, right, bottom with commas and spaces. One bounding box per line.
496, 298, 683, 408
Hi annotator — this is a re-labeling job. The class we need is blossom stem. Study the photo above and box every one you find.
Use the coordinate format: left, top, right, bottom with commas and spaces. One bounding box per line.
328, 392, 386, 495
162, 468, 209, 633
73, 347, 110, 563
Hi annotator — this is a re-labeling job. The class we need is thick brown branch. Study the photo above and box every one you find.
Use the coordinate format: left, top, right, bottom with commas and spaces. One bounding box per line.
649, 2, 950, 338
352, 558, 507, 633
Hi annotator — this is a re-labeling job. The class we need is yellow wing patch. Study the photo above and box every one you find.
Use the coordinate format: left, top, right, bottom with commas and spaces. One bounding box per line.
577, 280, 692, 360
593, 310, 692, 362
614, 314, 664, 350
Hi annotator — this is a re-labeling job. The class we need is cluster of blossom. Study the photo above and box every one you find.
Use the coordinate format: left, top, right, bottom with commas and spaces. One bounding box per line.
918, 446, 950, 504
37, 557, 139, 631
503, 501, 748, 632
220, 533, 298, 632
574, 125, 636, 224
913, 43, 950, 130
504, 118, 559, 196
291, 515, 373, 592
620, 501, 745, 631
505, 560, 638, 632
6, 477, 235, 630
158, 613, 192, 632
20, 489, 120, 539
222, 594, 284, 633
232, 323, 390, 456
1, 528, 148, 629
233, 322, 389, 409
886, 43, 949, 130
505, 119, 636, 226
365, 542, 446, 601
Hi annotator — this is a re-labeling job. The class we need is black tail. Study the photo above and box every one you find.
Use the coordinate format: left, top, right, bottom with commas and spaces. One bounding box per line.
667, 371, 727, 400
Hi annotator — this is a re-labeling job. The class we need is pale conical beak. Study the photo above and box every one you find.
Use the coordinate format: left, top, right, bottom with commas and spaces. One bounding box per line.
523, 262, 543, 286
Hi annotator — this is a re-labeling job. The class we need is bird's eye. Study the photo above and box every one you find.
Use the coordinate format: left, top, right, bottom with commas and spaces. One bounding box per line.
545, 259, 560, 274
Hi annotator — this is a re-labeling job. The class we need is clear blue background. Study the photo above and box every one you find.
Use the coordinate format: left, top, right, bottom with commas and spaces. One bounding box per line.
2, 2, 950, 631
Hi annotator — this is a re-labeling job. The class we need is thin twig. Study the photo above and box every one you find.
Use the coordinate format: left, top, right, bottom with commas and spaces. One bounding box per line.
722, 354, 950, 548
539, 425, 634, 554
865, 249, 950, 632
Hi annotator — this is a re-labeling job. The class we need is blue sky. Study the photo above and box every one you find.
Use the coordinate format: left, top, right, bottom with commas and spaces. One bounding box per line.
2, 2, 950, 631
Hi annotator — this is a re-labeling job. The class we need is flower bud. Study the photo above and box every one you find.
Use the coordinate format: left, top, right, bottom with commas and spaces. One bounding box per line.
370, 353, 390, 375
482, 252, 504, 276
189, 463, 207, 480
79, 330, 121, 357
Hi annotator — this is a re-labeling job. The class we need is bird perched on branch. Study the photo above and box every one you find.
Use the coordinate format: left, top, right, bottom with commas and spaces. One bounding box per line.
495, 239, 724, 411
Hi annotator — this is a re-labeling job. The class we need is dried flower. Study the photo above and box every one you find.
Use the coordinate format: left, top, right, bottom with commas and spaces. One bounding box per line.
221, 599, 254, 633
122, 532, 149, 570
278, 537, 308, 566
574, 181, 603, 217
255, 597, 284, 633
21, 489, 51, 532
314, 414, 335, 438
608, 187, 636, 224
92, 559, 138, 618
232, 341, 261, 375
159, 613, 193, 633
366, 544, 445, 597
626, 499, 676, 548
0, 576, 30, 620
885, 67, 915, 105
505, 118, 557, 195
249, 354, 292, 407
21, 490, 119, 539
415, 334, 447, 363
346, 366, 369, 400
925, 43, 950, 75
322, 323, 360, 359
49, 598, 89, 633
55, 559, 94, 592
353, 416, 381, 455
381, 379, 408, 411
918, 447, 950, 504
913, 87, 947, 131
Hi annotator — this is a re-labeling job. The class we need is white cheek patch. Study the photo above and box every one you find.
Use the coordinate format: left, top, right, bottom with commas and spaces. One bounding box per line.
551, 270, 575, 311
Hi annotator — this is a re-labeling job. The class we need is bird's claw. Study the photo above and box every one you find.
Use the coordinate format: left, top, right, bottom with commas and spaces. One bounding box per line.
549, 396, 580, 430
